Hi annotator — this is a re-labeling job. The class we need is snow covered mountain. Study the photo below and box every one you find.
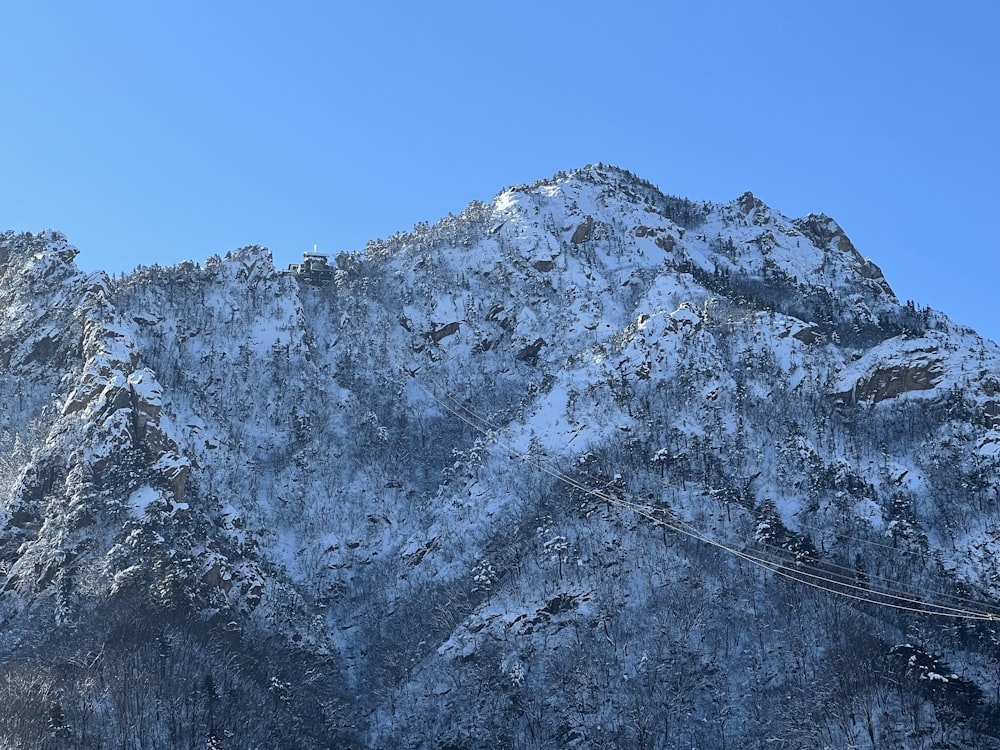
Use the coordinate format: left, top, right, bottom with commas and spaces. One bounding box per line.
4, 164, 1000, 748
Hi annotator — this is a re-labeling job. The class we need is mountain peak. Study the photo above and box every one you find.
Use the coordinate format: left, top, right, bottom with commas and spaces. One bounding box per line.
0, 229, 81, 284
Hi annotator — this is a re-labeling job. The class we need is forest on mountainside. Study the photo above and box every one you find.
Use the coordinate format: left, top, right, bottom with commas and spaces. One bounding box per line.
3, 167, 1000, 748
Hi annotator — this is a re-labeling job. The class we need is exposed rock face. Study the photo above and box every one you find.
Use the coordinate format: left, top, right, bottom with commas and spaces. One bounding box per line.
570, 215, 594, 244
57, 283, 190, 502
833, 334, 953, 406
791, 325, 822, 344
427, 320, 460, 343
844, 362, 944, 403
737, 190, 765, 216
635, 224, 678, 252
515, 336, 545, 364
793, 212, 896, 296
2, 168, 1000, 749
532, 259, 555, 272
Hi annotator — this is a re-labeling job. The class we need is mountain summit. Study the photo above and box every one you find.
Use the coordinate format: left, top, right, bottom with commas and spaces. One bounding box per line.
3, 165, 1000, 748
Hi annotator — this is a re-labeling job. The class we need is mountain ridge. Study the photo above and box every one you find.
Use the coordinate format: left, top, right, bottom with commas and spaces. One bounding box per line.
2, 165, 1000, 748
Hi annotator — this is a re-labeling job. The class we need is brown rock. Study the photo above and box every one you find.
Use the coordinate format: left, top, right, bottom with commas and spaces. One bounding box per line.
842, 363, 943, 404
792, 326, 822, 345
656, 235, 677, 253
571, 216, 594, 244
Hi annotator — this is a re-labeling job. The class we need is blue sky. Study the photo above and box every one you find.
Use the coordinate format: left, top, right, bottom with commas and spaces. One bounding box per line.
2, 2, 998, 340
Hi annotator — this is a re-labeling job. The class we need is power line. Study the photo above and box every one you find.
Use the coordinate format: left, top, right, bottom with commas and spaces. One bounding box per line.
412, 375, 999, 622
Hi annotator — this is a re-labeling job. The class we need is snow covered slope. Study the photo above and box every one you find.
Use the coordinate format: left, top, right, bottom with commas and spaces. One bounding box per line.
3, 166, 1000, 748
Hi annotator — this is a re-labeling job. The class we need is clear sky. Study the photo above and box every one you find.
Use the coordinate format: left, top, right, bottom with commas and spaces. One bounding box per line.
2, 2, 998, 341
